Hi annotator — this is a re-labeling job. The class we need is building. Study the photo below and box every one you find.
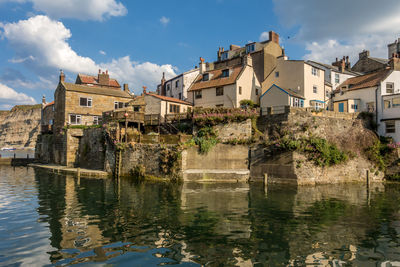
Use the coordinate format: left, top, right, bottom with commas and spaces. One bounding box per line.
157, 68, 199, 101
187, 55, 261, 108
53, 70, 133, 132
40, 96, 54, 134
332, 56, 400, 142
260, 84, 305, 112
351, 50, 389, 74
262, 56, 326, 109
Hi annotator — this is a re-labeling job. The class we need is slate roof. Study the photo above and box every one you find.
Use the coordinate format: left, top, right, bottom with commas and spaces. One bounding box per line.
61, 82, 132, 98
261, 84, 305, 99
146, 93, 193, 105
76, 74, 120, 88
370, 57, 389, 65
307, 60, 359, 76
334, 68, 392, 93
188, 65, 244, 91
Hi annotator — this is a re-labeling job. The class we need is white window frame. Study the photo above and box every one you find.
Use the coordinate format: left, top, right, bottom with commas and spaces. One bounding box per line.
93, 116, 99, 125
80, 97, 92, 107
335, 73, 340, 84
114, 101, 124, 110
313, 85, 318, 94
351, 104, 358, 110
385, 120, 396, 134
312, 67, 319, 76
69, 114, 82, 125
386, 82, 394, 94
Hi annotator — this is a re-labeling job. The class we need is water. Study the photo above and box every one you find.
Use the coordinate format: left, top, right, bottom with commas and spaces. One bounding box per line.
1, 166, 400, 266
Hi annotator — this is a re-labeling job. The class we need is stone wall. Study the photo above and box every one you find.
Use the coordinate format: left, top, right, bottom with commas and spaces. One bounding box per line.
194, 119, 252, 142
35, 134, 55, 163
182, 144, 249, 182
77, 128, 105, 170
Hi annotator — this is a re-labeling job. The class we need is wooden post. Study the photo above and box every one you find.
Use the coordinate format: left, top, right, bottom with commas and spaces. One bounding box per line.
125, 117, 128, 144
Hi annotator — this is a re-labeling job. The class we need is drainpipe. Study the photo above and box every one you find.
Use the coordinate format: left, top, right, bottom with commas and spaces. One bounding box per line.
375, 85, 379, 133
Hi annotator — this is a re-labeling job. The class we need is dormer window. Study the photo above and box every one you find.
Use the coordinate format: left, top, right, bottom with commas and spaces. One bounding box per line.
202, 73, 209, 81
222, 69, 229, 78
221, 52, 228, 60
246, 43, 255, 54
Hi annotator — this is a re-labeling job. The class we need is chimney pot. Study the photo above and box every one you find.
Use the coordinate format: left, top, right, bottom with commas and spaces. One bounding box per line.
59, 69, 65, 82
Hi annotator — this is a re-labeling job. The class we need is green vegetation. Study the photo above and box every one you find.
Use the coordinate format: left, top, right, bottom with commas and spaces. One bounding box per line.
10, 104, 41, 112
274, 136, 349, 167
186, 126, 219, 154
64, 124, 102, 130
239, 99, 258, 109
365, 137, 396, 172
160, 145, 182, 180
193, 107, 258, 126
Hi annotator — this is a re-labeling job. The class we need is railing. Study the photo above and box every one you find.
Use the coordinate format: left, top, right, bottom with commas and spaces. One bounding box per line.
165, 113, 191, 123
144, 114, 160, 125
261, 106, 289, 116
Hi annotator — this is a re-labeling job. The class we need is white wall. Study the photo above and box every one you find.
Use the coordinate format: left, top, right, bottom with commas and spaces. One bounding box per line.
333, 87, 377, 112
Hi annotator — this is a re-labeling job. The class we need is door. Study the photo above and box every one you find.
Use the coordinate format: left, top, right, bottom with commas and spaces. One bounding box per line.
339, 103, 344, 112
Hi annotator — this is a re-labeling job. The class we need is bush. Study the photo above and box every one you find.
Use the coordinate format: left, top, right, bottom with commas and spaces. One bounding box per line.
240, 99, 255, 109
193, 107, 258, 126
365, 137, 394, 171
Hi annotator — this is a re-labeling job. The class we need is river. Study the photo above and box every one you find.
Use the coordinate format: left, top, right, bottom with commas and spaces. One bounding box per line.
1, 166, 400, 266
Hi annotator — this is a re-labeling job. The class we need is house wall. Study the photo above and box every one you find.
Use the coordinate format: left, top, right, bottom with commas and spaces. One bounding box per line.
352, 57, 386, 73
182, 69, 200, 100
192, 84, 237, 108
333, 87, 377, 112
378, 92, 400, 142
235, 64, 261, 106
330, 71, 355, 90
303, 63, 326, 107
64, 91, 131, 126
380, 71, 400, 95
260, 85, 290, 109
41, 105, 54, 126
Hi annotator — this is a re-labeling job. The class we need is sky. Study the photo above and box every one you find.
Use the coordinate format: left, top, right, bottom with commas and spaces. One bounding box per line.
0, 0, 400, 109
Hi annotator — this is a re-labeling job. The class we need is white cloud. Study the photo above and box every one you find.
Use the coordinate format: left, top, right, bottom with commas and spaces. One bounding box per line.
1, 15, 177, 95
160, 16, 170, 26
8, 55, 35, 63
0, 0, 127, 21
273, 0, 400, 64
0, 83, 36, 106
99, 50, 106, 55
259, 32, 269, 42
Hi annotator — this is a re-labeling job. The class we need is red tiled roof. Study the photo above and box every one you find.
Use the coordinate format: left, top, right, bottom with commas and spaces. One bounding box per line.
44, 101, 54, 108
188, 65, 244, 91
77, 74, 120, 88
146, 93, 193, 105
334, 68, 392, 93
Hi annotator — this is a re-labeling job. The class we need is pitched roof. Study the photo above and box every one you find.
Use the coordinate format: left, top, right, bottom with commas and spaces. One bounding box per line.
44, 101, 54, 108
261, 84, 305, 99
307, 60, 359, 76
76, 74, 120, 88
61, 82, 132, 98
370, 57, 389, 65
188, 65, 244, 91
146, 93, 193, 105
334, 68, 392, 92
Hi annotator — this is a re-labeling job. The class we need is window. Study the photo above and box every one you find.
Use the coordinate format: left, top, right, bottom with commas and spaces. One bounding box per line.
313, 85, 318, 94
384, 100, 391, 109
133, 106, 140, 112
179, 93, 182, 100
216, 104, 224, 107
222, 69, 229, 78
325, 90, 330, 98
69, 114, 81, 125
275, 71, 279, 78
385, 120, 396, 133
386, 82, 394, 94
167, 84, 170, 91
246, 43, 255, 53
367, 102, 375, 112
175, 80, 179, 88
221, 52, 228, 60
239, 86, 242, 95
351, 104, 358, 110
202, 74, 209, 81
195, 90, 202, 99
114, 101, 124, 109
169, 104, 180, 113
293, 98, 299, 107
80, 97, 92, 107
93, 116, 99, 125
216, 87, 224, 96
311, 67, 319, 76
335, 73, 340, 84
256, 88, 259, 95
393, 97, 400, 107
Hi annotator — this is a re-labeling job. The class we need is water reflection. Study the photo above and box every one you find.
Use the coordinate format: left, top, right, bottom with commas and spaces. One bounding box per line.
2, 166, 400, 266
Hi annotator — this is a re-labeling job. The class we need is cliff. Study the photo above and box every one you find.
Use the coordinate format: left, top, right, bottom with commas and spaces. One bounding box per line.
0, 104, 41, 149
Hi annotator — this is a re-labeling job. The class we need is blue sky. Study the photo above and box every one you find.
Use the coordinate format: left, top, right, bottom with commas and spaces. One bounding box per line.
0, 0, 400, 109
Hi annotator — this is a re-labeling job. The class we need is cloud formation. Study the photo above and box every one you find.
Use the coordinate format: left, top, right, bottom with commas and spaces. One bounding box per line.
160, 16, 170, 26
0, 15, 177, 94
0, 82, 36, 108
273, 0, 400, 63
0, 0, 127, 21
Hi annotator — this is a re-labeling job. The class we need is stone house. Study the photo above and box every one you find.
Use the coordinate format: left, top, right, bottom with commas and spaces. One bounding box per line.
40, 96, 54, 134
262, 56, 326, 109
187, 55, 261, 108
51, 70, 133, 166
333, 56, 400, 142
157, 68, 199, 101
351, 50, 389, 74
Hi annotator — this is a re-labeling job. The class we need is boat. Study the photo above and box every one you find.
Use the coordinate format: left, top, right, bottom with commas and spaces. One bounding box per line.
1, 147, 16, 151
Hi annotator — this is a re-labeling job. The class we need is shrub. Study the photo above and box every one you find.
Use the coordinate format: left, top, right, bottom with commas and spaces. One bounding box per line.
240, 99, 255, 109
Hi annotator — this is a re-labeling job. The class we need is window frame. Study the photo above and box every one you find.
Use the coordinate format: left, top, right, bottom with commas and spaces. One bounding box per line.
216, 87, 224, 96
221, 69, 229, 78
386, 82, 394, 94
311, 67, 319, 76
385, 120, 396, 134
313, 85, 318, 94
175, 80, 179, 88
275, 71, 279, 78
202, 73, 209, 81
335, 73, 340, 84
69, 114, 82, 125
239, 86, 242, 95
93, 116, 99, 125
79, 97, 92, 107
169, 104, 180, 113
195, 90, 202, 99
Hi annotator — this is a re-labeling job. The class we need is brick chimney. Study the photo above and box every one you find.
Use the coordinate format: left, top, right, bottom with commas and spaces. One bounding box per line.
123, 84, 130, 93
359, 50, 370, 60
59, 69, 65, 82
98, 69, 110, 86
217, 47, 224, 61
269, 31, 279, 44
42, 95, 46, 105
389, 53, 400, 71
142, 86, 147, 94
243, 54, 253, 67
332, 56, 351, 72
160, 72, 166, 95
